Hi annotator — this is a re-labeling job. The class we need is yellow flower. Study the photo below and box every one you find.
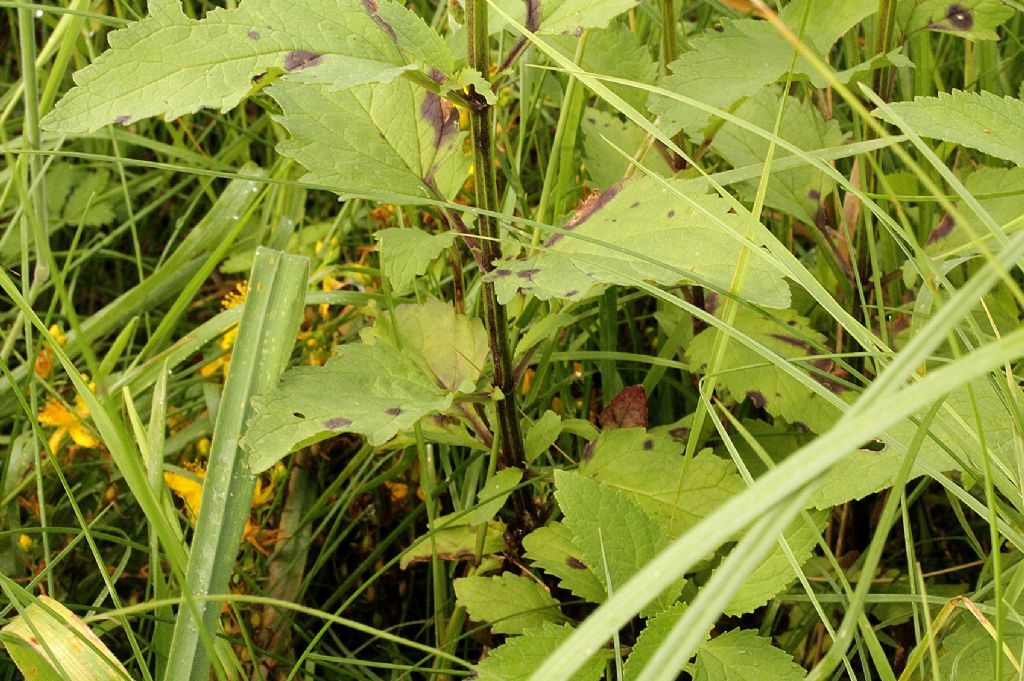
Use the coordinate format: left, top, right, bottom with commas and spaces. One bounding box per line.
201, 281, 247, 379
222, 281, 248, 310
18, 534, 34, 552
37, 388, 100, 452
33, 325, 67, 379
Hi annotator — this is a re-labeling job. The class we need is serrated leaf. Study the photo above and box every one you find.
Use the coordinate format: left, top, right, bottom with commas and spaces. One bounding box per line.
270, 78, 470, 202
400, 520, 505, 569
2, 595, 131, 681
244, 300, 485, 470
473, 622, 605, 681
938, 605, 1024, 680
377, 228, 455, 293
695, 629, 807, 681
713, 86, 844, 223
454, 573, 564, 635
581, 107, 673, 189
431, 468, 523, 528
649, 1, 877, 137
897, 0, 1014, 40
622, 602, 690, 681
722, 510, 827, 615
484, 175, 791, 309
523, 521, 607, 603
686, 306, 845, 433
41, 0, 450, 134
554, 469, 684, 612
524, 410, 563, 463
874, 91, 1024, 166
925, 167, 1024, 254
580, 429, 745, 536
554, 26, 658, 113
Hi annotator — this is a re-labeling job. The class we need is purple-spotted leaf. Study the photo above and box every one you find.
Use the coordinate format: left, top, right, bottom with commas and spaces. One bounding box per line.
484, 175, 791, 309
523, 521, 607, 604
897, 0, 1013, 40
243, 299, 487, 471
270, 78, 470, 201
686, 307, 846, 434
579, 429, 745, 537
42, 0, 453, 135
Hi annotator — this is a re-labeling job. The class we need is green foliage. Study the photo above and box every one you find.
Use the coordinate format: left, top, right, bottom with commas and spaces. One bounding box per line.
897, 0, 1015, 40
875, 91, 1024, 165
377, 227, 455, 293
487, 175, 791, 309
472, 623, 605, 681
694, 629, 807, 681
454, 572, 564, 634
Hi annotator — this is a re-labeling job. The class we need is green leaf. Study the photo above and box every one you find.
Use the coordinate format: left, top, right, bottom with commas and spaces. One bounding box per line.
400, 520, 506, 569
686, 306, 845, 434
42, 0, 448, 134
270, 78, 470, 202
581, 107, 673, 190
874, 91, 1024, 166
554, 26, 658, 114
925, 167, 1024, 254
489, 0, 638, 36
722, 510, 827, 615
554, 469, 683, 612
524, 410, 563, 463
454, 573, 564, 635
580, 429, 745, 536
713, 86, 844, 223
695, 629, 807, 681
473, 623, 605, 681
897, 0, 1014, 40
523, 521, 607, 604
2, 595, 131, 681
622, 602, 690, 681
377, 228, 455, 293
484, 175, 791, 309
648, 1, 876, 137
938, 605, 1024, 680
245, 299, 486, 470
432, 468, 523, 527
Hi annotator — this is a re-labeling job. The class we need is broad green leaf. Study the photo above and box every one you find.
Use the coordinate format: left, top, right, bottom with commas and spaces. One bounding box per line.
695, 629, 807, 681
489, 0, 637, 35
524, 410, 563, 463
369, 297, 489, 393
925, 167, 1024, 254
245, 300, 486, 470
485, 175, 791, 309
648, 1, 876, 137
474, 622, 605, 681
938, 605, 1024, 680
377, 228, 455, 293
42, 0, 449, 134
400, 520, 506, 569
897, 0, 1014, 40
554, 469, 684, 612
454, 573, 564, 635
622, 602, 690, 681
686, 306, 845, 434
554, 26, 658, 114
713, 87, 844, 223
2, 596, 131, 681
722, 510, 827, 615
874, 91, 1024, 166
523, 521, 607, 604
270, 78, 470, 202
580, 429, 745, 536
581, 108, 673, 190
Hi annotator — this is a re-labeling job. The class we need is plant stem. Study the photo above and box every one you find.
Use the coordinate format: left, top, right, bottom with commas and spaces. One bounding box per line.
466, 0, 527, 470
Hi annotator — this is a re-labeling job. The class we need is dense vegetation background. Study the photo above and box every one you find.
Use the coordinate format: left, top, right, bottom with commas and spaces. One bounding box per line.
3, 0, 1024, 679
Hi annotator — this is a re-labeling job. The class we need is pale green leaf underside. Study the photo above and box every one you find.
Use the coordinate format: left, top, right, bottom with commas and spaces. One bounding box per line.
713, 87, 844, 224
42, 0, 449, 134
486, 175, 791, 309
925, 167, 1024, 255
271, 78, 470, 201
489, 0, 639, 36
581, 429, 746, 537
400, 520, 505, 569
554, 470, 683, 614
454, 573, 563, 635
581, 107, 673, 190
875, 90, 1024, 166
244, 300, 485, 470
523, 521, 607, 604
377, 228, 455, 293
695, 629, 807, 681
473, 623, 605, 681
686, 306, 845, 434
